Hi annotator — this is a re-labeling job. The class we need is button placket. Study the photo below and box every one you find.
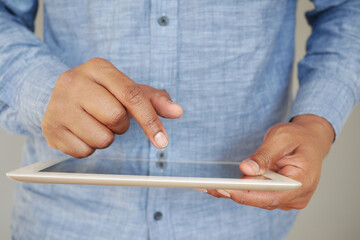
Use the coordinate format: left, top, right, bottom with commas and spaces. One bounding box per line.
147, 1, 178, 238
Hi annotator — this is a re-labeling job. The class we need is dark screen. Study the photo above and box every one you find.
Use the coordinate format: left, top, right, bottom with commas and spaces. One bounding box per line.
41, 158, 270, 180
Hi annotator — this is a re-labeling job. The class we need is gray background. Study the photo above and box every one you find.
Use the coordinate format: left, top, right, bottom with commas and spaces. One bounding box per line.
1, 1, 359, 239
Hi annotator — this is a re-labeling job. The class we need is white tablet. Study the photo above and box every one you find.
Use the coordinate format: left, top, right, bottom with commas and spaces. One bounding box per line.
6, 157, 301, 191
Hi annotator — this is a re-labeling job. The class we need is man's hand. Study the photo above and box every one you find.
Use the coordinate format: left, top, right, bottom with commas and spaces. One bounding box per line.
42, 58, 183, 158
205, 114, 334, 210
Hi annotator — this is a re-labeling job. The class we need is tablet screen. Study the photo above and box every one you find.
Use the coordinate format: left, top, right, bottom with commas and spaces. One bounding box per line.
40, 158, 270, 180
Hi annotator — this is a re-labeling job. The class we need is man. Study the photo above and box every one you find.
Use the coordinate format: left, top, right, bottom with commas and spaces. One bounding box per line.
0, 0, 359, 239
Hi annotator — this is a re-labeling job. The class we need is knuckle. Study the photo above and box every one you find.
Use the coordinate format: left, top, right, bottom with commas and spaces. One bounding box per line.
74, 147, 95, 159
60, 145, 94, 158
87, 58, 115, 74
116, 120, 130, 134
268, 125, 292, 141
252, 150, 272, 168
88, 57, 108, 67
58, 69, 78, 87
144, 116, 159, 128
107, 109, 127, 126
124, 85, 144, 105
95, 132, 114, 149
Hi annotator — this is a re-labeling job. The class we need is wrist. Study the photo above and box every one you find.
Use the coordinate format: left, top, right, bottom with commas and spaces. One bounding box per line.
291, 114, 335, 144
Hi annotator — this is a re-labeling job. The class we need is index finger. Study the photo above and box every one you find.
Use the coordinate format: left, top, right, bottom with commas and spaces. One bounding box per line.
225, 189, 286, 210
84, 58, 168, 148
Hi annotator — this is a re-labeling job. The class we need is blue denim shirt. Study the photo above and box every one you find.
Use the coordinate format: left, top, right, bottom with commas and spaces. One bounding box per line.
1, 1, 359, 239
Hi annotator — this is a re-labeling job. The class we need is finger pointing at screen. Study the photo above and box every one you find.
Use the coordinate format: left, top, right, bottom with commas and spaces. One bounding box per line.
41, 58, 183, 158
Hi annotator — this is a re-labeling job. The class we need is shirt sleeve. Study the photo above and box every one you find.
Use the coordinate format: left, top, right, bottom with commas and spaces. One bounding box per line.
0, 1, 69, 136
290, 0, 360, 138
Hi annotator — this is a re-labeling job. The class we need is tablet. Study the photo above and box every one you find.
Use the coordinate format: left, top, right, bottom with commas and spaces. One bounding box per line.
6, 157, 301, 191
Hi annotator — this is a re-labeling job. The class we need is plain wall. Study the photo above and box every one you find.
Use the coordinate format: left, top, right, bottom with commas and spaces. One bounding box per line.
1, 1, 359, 239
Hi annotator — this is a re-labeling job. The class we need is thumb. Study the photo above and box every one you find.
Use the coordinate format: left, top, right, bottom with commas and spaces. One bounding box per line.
148, 89, 183, 119
240, 129, 296, 175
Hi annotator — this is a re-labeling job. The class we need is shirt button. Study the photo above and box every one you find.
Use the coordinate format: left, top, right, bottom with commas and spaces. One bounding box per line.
154, 211, 163, 221
156, 151, 167, 169
158, 16, 169, 26
156, 160, 166, 169
157, 150, 167, 159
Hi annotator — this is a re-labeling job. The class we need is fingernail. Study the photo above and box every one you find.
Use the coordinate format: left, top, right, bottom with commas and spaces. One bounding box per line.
216, 189, 231, 198
154, 132, 168, 148
194, 189, 208, 193
243, 159, 260, 174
